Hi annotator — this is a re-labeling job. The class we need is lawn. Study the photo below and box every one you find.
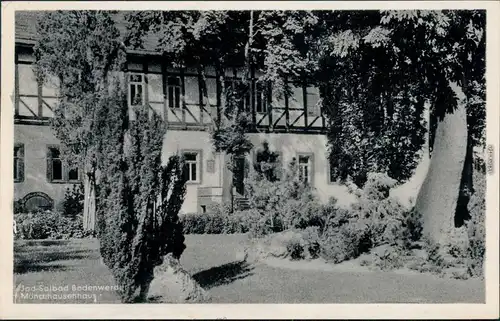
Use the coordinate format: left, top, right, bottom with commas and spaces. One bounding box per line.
13, 234, 485, 304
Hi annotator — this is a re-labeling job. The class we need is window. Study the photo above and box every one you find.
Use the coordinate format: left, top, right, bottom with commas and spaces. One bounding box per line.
14, 144, 24, 182
129, 73, 145, 107
182, 151, 201, 183
167, 76, 182, 109
49, 147, 63, 181
297, 153, 313, 185
47, 145, 80, 183
306, 86, 320, 116
68, 168, 80, 181
225, 79, 251, 111
255, 82, 268, 113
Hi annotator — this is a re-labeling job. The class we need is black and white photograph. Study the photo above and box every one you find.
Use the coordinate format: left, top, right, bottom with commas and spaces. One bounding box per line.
1, 1, 499, 319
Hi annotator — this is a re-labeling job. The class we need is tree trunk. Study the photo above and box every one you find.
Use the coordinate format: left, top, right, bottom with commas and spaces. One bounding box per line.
455, 128, 474, 227
415, 81, 468, 245
83, 169, 97, 232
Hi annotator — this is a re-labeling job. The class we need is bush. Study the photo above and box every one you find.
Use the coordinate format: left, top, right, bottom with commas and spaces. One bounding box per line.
466, 170, 486, 277
315, 172, 421, 264
423, 237, 445, 271
300, 226, 321, 259
319, 219, 371, 263
14, 211, 90, 240
351, 173, 421, 248
180, 213, 209, 234
250, 229, 319, 261
13, 199, 26, 214
284, 232, 305, 260
278, 192, 324, 231
62, 183, 84, 218
179, 205, 262, 235
244, 156, 320, 234
370, 244, 408, 271
442, 226, 469, 261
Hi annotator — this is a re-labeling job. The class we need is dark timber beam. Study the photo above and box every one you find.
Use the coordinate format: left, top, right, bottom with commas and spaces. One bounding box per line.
180, 67, 186, 124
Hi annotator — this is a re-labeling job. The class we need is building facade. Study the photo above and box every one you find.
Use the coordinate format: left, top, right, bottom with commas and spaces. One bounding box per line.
15, 12, 428, 214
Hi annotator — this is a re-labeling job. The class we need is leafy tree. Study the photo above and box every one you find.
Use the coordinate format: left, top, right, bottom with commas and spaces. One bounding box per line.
376, 10, 485, 244
34, 10, 126, 231
316, 11, 427, 187
318, 10, 486, 244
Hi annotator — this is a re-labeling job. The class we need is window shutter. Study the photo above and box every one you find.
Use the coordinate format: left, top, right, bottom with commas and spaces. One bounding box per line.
16, 145, 25, 182
19, 145, 25, 182
46, 147, 53, 182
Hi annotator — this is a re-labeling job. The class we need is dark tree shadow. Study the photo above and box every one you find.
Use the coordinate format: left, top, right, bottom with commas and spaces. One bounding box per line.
19, 240, 72, 247
192, 260, 254, 290
14, 263, 69, 274
14, 248, 96, 275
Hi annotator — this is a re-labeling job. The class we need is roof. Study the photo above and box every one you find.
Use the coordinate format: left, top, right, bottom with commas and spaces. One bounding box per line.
15, 11, 160, 54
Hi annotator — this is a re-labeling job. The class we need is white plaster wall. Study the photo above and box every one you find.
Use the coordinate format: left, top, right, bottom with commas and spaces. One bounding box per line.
14, 124, 75, 206
161, 129, 223, 213
248, 131, 431, 210
247, 133, 356, 208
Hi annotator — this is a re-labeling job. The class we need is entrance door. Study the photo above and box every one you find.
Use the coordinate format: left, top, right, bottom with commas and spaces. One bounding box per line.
232, 156, 246, 196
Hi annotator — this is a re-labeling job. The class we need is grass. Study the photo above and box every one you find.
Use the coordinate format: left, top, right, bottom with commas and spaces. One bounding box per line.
14, 234, 485, 304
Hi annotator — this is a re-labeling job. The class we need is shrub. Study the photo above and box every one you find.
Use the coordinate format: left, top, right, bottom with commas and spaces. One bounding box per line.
203, 213, 226, 234
180, 213, 208, 234
279, 192, 324, 231
370, 245, 408, 271
13, 199, 26, 214
246, 209, 273, 238
349, 172, 422, 249
62, 183, 84, 218
320, 219, 371, 263
442, 226, 469, 261
284, 232, 305, 260
423, 237, 445, 272
14, 211, 89, 240
209, 203, 249, 234
180, 205, 260, 235
362, 172, 398, 200
244, 156, 319, 234
315, 172, 421, 264
466, 170, 486, 278
300, 226, 321, 259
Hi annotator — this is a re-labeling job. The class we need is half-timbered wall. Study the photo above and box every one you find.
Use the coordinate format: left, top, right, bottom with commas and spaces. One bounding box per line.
14, 45, 326, 135
122, 54, 325, 133
15, 46, 60, 125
